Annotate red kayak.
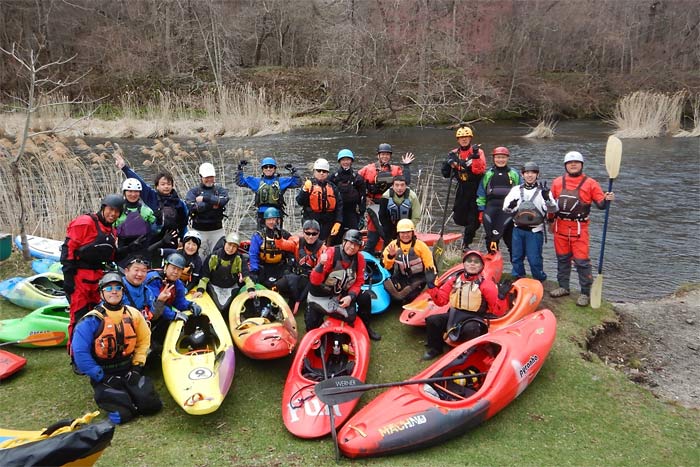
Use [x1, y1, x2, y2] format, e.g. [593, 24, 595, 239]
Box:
[337, 309, 557, 458]
[361, 231, 462, 253]
[282, 317, 371, 438]
[400, 251, 504, 327]
[0, 349, 27, 380]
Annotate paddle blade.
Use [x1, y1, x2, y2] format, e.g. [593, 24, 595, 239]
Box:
[432, 237, 446, 272]
[590, 274, 603, 309]
[605, 136, 622, 179]
[0, 331, 66, 348]
[315, 375, 367, 406]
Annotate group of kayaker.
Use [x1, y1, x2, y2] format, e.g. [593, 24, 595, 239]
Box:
[58, 126, 613, 424]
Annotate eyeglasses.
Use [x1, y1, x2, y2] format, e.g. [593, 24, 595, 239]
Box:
[102, 285, 123, 292]
[262, 165, 275, 169]
[315, 169, 329, 173]
[304, 231, 319, 236]
[463, 257, 482, 265]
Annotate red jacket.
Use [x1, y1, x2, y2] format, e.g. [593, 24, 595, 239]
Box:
[428, 271, 508, 317]
[309, 246, 365, 298]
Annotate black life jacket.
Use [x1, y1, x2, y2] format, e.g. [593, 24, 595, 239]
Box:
[309, 246, 358, 297]
[513, 186, 545, 228]
[556, 175, 591, 221]
[63, 214, 117, 269]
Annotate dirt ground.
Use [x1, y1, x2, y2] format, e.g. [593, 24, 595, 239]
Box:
[588, 287, 700, 408]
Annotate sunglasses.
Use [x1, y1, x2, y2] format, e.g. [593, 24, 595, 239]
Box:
[315, 169, 329, 173]
[127, 258, 149, 266]
[463, 257, 482, 265]
[102, 285, 123, 292]
[262, 165, 276, 169]
[304, 231, 319, 236]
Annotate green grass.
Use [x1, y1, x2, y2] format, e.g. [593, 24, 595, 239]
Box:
[1, 254, 698, 466]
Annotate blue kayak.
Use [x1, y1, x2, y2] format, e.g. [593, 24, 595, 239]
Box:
[361, 251, 391, 315]
[0, 272, 67, 310]
[31, 258, 62, 274]
[14, 235, 62, 261]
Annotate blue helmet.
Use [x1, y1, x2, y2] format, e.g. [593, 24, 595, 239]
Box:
[337, 149, 354, 161]
[263, 207, 281, 219]
[260, 157, 277, 168]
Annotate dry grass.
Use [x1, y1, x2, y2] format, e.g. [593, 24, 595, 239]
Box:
[610, 90, 687, 138]
[523, 118, 557, 138]
[674, 93, 700, 138]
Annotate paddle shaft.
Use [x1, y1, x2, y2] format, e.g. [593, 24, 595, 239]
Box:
[321, 372, 487, 397]
[320, 334, 341, 461]
[0, 331, 65, 347]
[597, 178, 615, 274]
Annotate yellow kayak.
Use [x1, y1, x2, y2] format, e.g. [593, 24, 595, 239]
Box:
[162, 292, 236, 415]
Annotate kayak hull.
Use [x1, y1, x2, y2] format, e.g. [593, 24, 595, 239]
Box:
[338, 309, 557, 458]
[162, 292, 236, 415]
[360, 251, 391, 314]
[0, 272, 67, 310]
[31, 258, 62, 275]
[282, 317, 371, 438]
[229, 289, 297, 360]
[0, 304, 69, 347]
[400, 251, 504, 326]
[0, 349, 26, 380]
[14, 235, 62, 261]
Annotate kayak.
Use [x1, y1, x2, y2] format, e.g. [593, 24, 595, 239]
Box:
[31, 258, 62, 275]
[0, 304, 70, 348]
[0, 411, 115, 466]
[0, 349, 26, 380]
[229, 288, 298, 360]
[399, 251, 504, 327]
[162, 292, 236, 415]
[337, 309, 557, 458]
[13, 235, 62, 261]
[282, 317, 371, 439]
[0, 272, 67, 310]
[360, 251, 391, 314]
[362, 232, 462, 253]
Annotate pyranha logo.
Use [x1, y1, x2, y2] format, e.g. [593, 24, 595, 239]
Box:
[518, 355, 539, 378]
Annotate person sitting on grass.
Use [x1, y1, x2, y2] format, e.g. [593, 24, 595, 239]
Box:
[71, 272, 162, 425]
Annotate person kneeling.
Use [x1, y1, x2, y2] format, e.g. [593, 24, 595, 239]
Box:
[422, 250, 508, 360]
[71, 272, 162, 424]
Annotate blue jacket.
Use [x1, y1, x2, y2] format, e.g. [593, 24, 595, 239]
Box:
[145, 270, 192, 320]
[72, 316, 107, 383]
[121, 278, 156, 315]
[236, 172, 301, 214]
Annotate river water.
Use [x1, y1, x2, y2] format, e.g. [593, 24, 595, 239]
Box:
[115, 121, 700, 302]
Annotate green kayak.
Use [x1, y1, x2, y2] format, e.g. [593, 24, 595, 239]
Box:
[0, 304, 69, 348]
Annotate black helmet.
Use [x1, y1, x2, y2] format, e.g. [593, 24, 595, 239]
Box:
[183, 327, 208, 350]
[100, 194, 124, 214]
[302, 219, 321, 232]
[343, 229, 364, 246]
[522, 161, 540, 173]
[164, 252, 187, 269]
[376, 143, 392, 154]
[99, 271, 123, 290]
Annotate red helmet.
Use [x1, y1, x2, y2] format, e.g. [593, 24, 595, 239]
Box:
[461, 249, 485, 264]
[492, 147, 510, 157]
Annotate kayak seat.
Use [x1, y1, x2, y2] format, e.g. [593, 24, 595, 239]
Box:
[302, 357, 325, 382]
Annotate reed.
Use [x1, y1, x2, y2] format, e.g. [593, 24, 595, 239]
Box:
[673, 93, 700, 138]
[523, 118, 557, 138]
[610, 90, 687, 138]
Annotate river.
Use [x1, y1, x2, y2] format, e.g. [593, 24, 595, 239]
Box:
[115, 121, 700, 302]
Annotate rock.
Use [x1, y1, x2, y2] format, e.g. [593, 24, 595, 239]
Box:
[685, 318, 695, 325]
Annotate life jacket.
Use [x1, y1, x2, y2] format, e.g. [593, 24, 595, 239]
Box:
[190, 185, 226, 227]
[394, 240, 425, 277]
[62, 214, 117, 269]
[453, 145, 481, 183]
[556, 175, 591, 221]
[308, 181, 337, 213]
[155, 193, 182, 230]
[255, 178, 282, 208]
[258, 230, 284, 264]
[332, 169, 362, 205]
[386, 188, 413, 223]
[484, 168, 517, 202]
[207, 250, 245, 287]
[295, 238, 323, 275]
[116, 203, 150, 239]
[364, 163, 401, 197]
[311, 246, 358, 296]
[513, 186, 545, 228]
[83, 305, 138, 365]
[448, 274, 486, 313]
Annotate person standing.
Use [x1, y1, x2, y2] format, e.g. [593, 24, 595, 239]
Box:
[114, 178, 157, 266]
[60, 194, 122, 344]
[185, 162, 230, 258]
[329, 149, 366, 244]
[503, 162, 556, 283]
[549, 151, 615, 307]
[296, 158, 343, 242]
[378, 175, 421, 241]
[358, 143, 414, 253]
[476, 147, 521, 255]
[441, 126, 486, 251]
[236, 157, 301, 228]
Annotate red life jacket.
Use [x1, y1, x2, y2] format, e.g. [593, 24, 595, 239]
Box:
[362, 163, 402, 198]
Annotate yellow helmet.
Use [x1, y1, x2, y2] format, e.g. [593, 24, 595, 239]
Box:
[455, 126, 473, 138]
[396, 219, 415, 233]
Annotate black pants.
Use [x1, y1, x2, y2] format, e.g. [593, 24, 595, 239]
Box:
[424, 311, 488, 352]
[305, 291, 372, 332]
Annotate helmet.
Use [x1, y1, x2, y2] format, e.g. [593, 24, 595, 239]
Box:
[492, 146, 510, 157]
[122, 178, 142, 191]
[182, 230, 202, 246]
[263, 207, 281, 219]
[455, 127, 473, 138]
[302, 219, 321, 232]
[461, 249, 485, 265]
[99, 272, 123, 290]
[564, 151, 584, 164]
[100, 194, 124, 214]
[522, 161, 540, 173]
[337, 149, 354, 161]
[313, 158, 330, 171]
[224, 232, 240, 245]
[343, 229, 364, 246]
[164, 252, 188, 269]
[183, 327, 207, 350]
[260, 157, 277, 168]
[396, 219, 415, 233]
[199, 162, 216, 177]
[376, 143, 392, 154]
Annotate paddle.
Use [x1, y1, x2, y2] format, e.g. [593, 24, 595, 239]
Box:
[590, 135, 622, 309]
[432, 175, 455, 272]
[0, 331, 66, 348]
[319, 335, 341, 461]
[315, 372, 487, 406]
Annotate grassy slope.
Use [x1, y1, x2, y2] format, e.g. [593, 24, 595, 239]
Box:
[0, 255, 698, 466]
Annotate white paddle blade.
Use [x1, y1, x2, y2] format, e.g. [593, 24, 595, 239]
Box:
[605, 136, 622, 179]
[590, 274, 603, 309]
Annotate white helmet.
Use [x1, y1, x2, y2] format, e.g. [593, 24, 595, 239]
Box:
[199, 162, 216, 177]
[313, 158, 330, 171]
[122, 178, 142, 191]
[564, 151, 584, 164]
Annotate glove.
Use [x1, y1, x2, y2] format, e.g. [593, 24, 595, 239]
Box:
[125, 365, 143, 386]
[447, 151, 458, 165]
[129, 234, 147, 251]
[538, 181, 550, 200]
[425, 266, 437, 288]
[303, 179, 312, 192]
[507, 198, 518, 210]
[190, 302, 202, 316]
[108, 411, 122, 424]
[103, 375, 124, 389]
[330, 222, 341, 236]
[237, 160, 248, 171]
[284, 163, 296, 174]
[478, 211, 483, 224]
[174, 310, 188, 322]
[469, 145, 481, 159]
